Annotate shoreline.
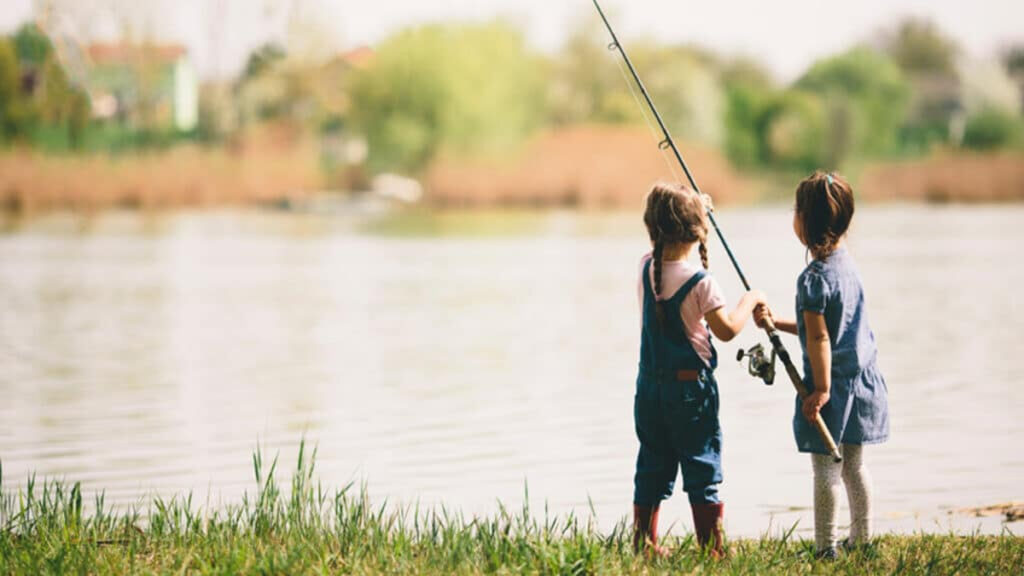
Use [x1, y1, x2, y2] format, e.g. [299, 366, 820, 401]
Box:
[2, 451, 1021, 574]
[2, 143, 1023, 215]
[2, 444, 1024, 573]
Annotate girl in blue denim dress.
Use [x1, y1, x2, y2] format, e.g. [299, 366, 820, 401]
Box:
[755, 171, 890, 558]
[633, 183, 766, 558]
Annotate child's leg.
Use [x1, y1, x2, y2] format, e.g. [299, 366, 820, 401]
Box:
[811, 453, 841, 552]
[840, 444, 873, 545]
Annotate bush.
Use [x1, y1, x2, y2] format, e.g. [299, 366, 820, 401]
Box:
[962, 108, 1023, 150]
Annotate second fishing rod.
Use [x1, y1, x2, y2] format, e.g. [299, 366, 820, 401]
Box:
[592, 0, 842, 462]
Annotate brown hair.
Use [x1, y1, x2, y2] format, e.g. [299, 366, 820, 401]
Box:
[794, 171, 854, 259]
[642, 182, 710, 326]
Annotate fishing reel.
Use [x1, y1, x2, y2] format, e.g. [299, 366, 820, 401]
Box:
[736, 343, 776, 386]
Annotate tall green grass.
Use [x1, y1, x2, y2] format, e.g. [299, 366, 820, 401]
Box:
[1, 442, 1021, 574]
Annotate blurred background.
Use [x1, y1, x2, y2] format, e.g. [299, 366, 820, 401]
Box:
[1, 0, 1022, 538]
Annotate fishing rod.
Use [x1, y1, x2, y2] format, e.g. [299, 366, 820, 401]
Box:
[592, 0, 842, 462]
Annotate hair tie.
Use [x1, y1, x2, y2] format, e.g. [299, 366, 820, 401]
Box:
[826, 173, 834, 186]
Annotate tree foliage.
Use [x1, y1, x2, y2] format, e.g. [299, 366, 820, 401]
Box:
[962, 108, 1022, 151]
[797, 47, 910, 163]
[0, 39, 28, 142]
[349, 22, 546, 174]
[548, 17, 723, 145]
[883, 19, 959, 77]
[242, 43, 286, 81]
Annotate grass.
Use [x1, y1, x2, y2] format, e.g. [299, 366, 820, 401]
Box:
[1, 443, 1021, 575]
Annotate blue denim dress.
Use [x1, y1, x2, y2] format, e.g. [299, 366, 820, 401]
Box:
[794, 246, 890, 454]
[634, 260, 723, 505]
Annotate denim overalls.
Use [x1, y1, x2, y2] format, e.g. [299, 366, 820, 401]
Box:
[633, 260, 723, 506]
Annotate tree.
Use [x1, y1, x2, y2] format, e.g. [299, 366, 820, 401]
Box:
[796, 47, 910, 164]
[1000, 45, 1024, 115]
[0, 39, 28, 142]
[1005, 45, 1024, 77]
[242, 43, 286, 81]
[13, 23, 52, 68]
[66, 87, 90, 149]
[721, 58, 777, 167]
[962, 108, 1022, 151]
[546, 15, 640, 126]
[760, 90, 827, 172]
[882, 19, 958, 77]
[548, 15, 723, 145]
[349, 22, 546, 174]
[881, 18, 961, 152]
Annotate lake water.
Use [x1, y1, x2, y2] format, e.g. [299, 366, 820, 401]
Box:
[1, 205, 1022, 539]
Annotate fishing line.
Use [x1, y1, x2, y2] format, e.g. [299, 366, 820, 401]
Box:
[611, 50, 683, 183]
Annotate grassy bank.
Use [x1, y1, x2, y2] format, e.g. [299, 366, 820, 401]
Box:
[1, 446, 1021, 575]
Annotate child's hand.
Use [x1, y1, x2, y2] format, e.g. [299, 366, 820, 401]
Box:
[699, 192, 715, 213]
[802, 390, 831, 423]
[753, 304, 772, 329]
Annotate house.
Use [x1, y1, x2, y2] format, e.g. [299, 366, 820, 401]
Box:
[85, 42, 198, 132]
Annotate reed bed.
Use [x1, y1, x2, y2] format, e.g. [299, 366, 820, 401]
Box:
[1, 443, 1021, 575]
[0, 125, 322, 215]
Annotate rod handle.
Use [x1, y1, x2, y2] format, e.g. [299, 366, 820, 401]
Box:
[761, 317, 843, 462]
[814, 414, 843, 463]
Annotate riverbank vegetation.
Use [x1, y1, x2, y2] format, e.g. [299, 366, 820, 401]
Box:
[2, 12, 1024, 211]
[2, 445, 1021, 575]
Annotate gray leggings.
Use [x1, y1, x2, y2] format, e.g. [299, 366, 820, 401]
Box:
[812, 444, 872, 551]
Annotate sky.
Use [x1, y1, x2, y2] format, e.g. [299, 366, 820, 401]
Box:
[2, 0, 1023, 81]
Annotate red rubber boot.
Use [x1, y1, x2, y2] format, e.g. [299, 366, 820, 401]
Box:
[690, 501, 725, 558]
[633, 504, 670, 558]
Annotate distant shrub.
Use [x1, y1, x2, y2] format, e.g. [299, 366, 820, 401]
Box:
[962, 108, 1022, 151]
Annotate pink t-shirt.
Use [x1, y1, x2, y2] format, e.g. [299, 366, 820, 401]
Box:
[637, 253, 726, 366]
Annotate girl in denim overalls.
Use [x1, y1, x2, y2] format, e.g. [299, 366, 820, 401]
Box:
[633, 183, 766, 557]
[755, 172, 890, 559]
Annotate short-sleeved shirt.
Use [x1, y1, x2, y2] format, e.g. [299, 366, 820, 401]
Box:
[794, 246, 890, 453]
[638, 253, 726, 366]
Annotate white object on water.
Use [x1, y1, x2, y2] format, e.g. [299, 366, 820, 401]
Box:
[372, 174, 423, 203]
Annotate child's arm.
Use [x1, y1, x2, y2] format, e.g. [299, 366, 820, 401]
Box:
[801, 310, 831, 422]
[753, 304, 798, 335]
[704, 290, 766, 342]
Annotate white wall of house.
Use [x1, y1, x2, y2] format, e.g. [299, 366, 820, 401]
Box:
[174, 57, 199, 132]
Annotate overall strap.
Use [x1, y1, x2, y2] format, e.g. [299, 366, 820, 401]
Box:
[669, 268, 707, 303]
[645, 259, 707, 303]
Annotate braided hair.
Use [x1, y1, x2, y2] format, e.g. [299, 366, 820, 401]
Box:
[642, 182, 711, 327]
[794, 171, 854, 260]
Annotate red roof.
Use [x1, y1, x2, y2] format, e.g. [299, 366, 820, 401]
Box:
[87, 43, 187, 64]
[340, 46, 374, 69]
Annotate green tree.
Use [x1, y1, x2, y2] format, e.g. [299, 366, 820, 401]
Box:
[66, 87, 90, 149]
[548, 16, 723, 145]
[13, 23, 52, 68]
[962, 108, 1022, 151]
[883, 18, 958, 77]
[242, 43, 286, 81]
[1004, 45, 1024, 77]
[796, 47, 910, 165]
[721, 58, 777, 166]
[761, 90, 827, 171]
[882, 18, 961, 152]
[0, 39, 28, 143]
[349, 22, 546, 174]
